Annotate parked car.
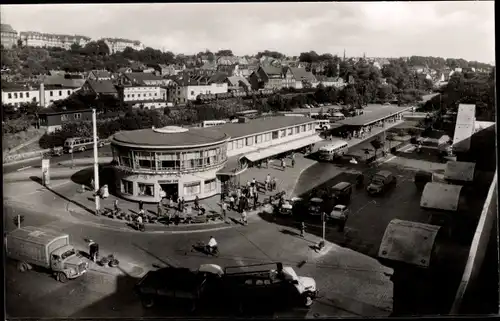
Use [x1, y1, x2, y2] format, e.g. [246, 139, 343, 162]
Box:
[367, 170, 397, 195]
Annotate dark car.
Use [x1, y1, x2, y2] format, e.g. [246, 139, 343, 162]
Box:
[331, 182, 353, 204]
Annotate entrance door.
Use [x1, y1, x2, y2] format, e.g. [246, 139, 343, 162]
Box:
[159, 183, 178, 199]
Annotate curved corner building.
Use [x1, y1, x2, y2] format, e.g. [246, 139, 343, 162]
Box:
[110, 116, 322, 203]
[111, 126, 230, 202]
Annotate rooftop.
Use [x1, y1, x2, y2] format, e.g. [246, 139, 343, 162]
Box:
[112, 126, 229, 148]
[337, 106, 412, 126]
[85, 79, 118, 94]
[213, 116, 316, 139]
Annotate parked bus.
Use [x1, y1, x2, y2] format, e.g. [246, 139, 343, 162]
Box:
[316, 119, 331, 131]
[64, 137, 104, 153]
[201, 120, 227, 128]
[318, 140, 349, 161]
[235, 110, 259, 118]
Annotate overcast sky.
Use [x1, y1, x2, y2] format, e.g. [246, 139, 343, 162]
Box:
[1, 2, 495, 63]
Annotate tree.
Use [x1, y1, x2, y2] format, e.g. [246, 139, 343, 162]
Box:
[70, 43, 82, 53]
[215, 49, 233, 56]
[299, 51, 319, 63]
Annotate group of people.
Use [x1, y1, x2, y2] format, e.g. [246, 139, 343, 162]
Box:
[264, 174, 278, 192]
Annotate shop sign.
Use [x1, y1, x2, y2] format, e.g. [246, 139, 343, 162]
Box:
[160, 179, 179, 184]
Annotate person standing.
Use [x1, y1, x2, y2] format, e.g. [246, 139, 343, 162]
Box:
[169, 196, 174, 208]
[241, 210, 248, 225]
[229, 195, 235, 210]
[139, 200, 144, 212]
[291, 154, 296, 168]
[253, 192, 258, 210]
[271, 177, 277, 191]
[300, 222, 305, 237]
[88, 239, 99, 262]
[281, 158, 286, 171]
[114, 199, 119, 214]
[252, 178, 256, 187]
[157, 202, 163, 217]
[265, 174, 271, 191]
[194, 195, 200, 210]
[221, 201, 227, 221]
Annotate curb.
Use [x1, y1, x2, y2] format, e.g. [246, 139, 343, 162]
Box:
[3, 155, 43, 166]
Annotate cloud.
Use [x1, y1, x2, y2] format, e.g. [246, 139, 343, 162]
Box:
[0, 2, 495, 63]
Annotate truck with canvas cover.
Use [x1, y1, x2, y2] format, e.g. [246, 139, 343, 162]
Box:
[5, 226, 88, 283]
[217, 262, 318, 313]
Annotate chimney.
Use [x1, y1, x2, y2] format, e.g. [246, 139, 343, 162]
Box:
[39, 83, 45, 107]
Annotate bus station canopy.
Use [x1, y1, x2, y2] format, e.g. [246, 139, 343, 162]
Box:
[337, 106, 411, 127]
[244, 135, 323, 163]
[420, 182, 463, 211]
[378, 219, 441, 268]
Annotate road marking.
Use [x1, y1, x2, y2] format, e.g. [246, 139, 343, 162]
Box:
[353, 200, 377, 215]
[16, 166, 32, 172]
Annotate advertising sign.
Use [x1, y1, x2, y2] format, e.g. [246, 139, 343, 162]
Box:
[41, 159, 50, 186]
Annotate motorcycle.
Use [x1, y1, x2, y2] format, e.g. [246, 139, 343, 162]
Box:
[191, 241, 219, 256]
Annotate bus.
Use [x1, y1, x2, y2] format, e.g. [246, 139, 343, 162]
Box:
[64, 137, 104, 153]
[316, 120, 331, 131]
[318, 140, 349, 161]
[235, 109, 259, 118]
[201, 120, 227, 128]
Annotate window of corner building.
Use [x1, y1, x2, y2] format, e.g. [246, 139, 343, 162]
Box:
[138, 182, 154, 197]
[20, 92, 23, 98]
[59, 91, 62, 96]
[74, 113, 81, 120]
[191, 91, 195, 96]
[50, 91, 53, 97]
[14, 93, 17, 98]
[61, 115, 68, 121]
[127, 94, 130, 98]
[122, 180, 133, 195]
[26, 92, 30, 98]
[138, 94, 141, 97]
[132, 94, 135, 98]
[294, 126, 299, 134]
[8, 93, 12, 99]
[301, 125, 306, 132]
[255, 134, 262, 144]
[204, 179, 217, 193]
[280, 129, 286, 138]
[265, 133, 272, 141]
[287, 128, 293, 135]
[272, 131, 279, 140]
[246, 137, 253, 146]
[135, 151, 154, 169]
[184, 182, 201, 196]
[308, 123, 313, 131]
[67, 90, 71, 95]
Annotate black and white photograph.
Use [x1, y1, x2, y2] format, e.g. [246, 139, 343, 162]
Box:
[2, 1, 497, 318]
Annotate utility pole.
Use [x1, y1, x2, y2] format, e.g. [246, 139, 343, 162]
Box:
[92, 109, 100, 215]
[71, 148, 74, 169]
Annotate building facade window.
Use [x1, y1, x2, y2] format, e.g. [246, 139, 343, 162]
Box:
[61, 115, 68, 121]
[14, 93, 18, 98]
[184, 182, 201, 196]
[308, 123, 313, 131]
[280, 129, 286, 138]
[272, 131, 279, 140]
[8, 93, 12, 99]
[20, 93, 23, 98]
[301, 125, 306, 132]
[246, 137, 253, 146]
[50, 91, 53, 97]
[204, 179, 217, 193]
[135, 151, 154, 169]
[26, 92, 30, 98]
[67, 90, 71, 95]
[138, 182, 154, 197]
[74, 113, 81, 120]
[157, 152, 180, 170]
[227, 141, 233, 151]
[294, 126, 299, 134]
[59, 91, 62, 96]
[287, 127, 293, 135]
[264, 133, 271, 142]
[122, 180, 133, 195]
[256, 134, 263, 144]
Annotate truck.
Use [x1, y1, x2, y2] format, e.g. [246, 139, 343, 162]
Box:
[135, 262, 317, 315]
[217, 262, 318, 313]
[5, 226, 88, 283]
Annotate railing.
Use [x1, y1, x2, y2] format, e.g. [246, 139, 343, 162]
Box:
[113, 159, 228, 175]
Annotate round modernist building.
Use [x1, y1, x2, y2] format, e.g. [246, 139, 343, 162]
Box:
[110, 126, 230, 203]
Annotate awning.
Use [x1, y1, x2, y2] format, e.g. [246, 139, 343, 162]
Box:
[217, 156, 247, 176]
[244, 135, 323, 163]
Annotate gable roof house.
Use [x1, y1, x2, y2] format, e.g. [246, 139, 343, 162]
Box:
[88, 70, 112, 81]
[118, 67, 132, 74]
[119, 72, 170, 86]
[225, 76, 251, 91]
[284, 67, 317, 89]
[217, 64, 242, 77]
[167, 74, 228, 104]
[248, 65, 284, 91]
[315, 75, 346, 88]
[80, 79, 118, 97]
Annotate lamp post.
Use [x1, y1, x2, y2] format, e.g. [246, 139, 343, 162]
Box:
[92, 109, 100, 215]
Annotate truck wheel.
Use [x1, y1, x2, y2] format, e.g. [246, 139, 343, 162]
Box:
[17, 262, 28, 272]
[304, 295, 313, 307]
[141, 296, 155, 309]
[58, 272, 68, 283]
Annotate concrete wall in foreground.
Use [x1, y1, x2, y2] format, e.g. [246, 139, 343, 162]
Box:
[450, 170, 498, 314]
